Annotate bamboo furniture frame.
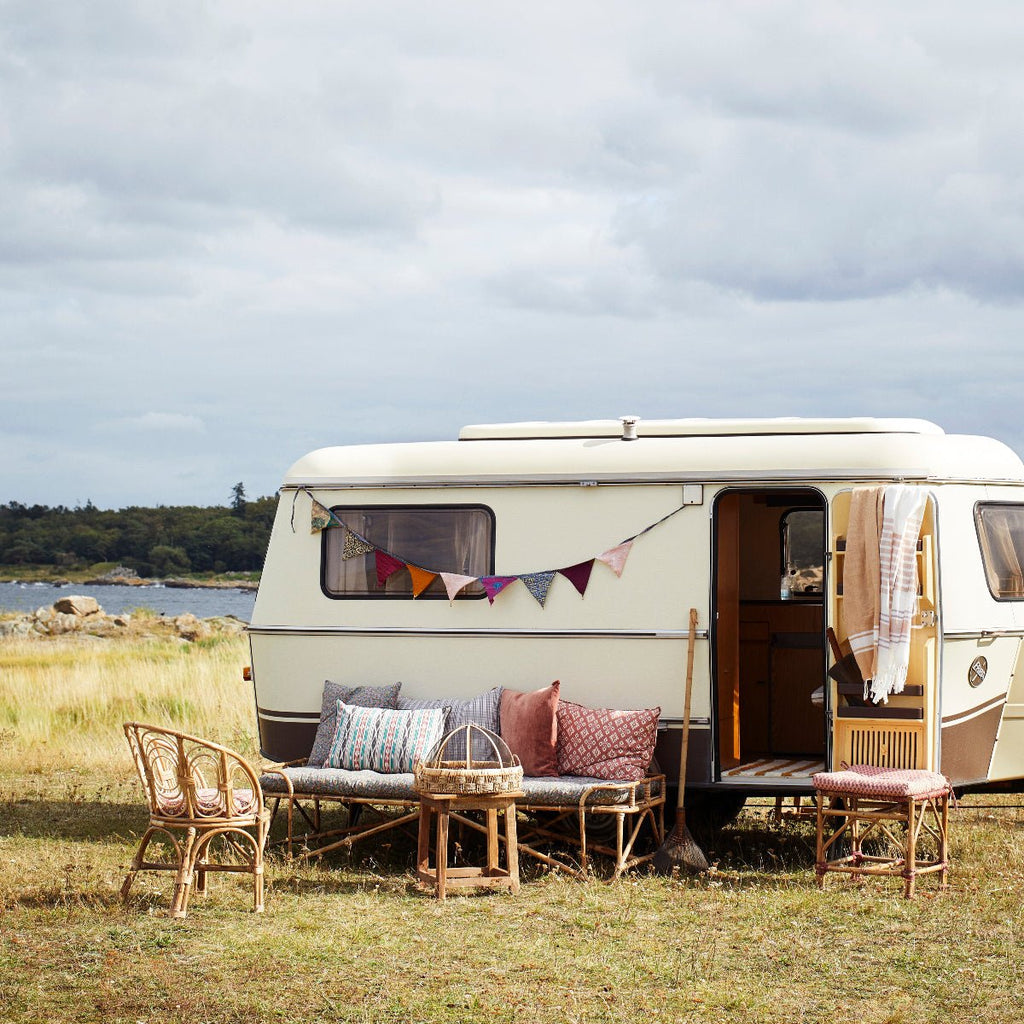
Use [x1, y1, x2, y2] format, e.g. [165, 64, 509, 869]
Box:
[814, 769, 951, 899]
[261, 765, 665, 880]
[122, 722, 270, 918]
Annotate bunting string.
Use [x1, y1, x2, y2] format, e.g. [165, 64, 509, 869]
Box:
[299, 487, 689, 607]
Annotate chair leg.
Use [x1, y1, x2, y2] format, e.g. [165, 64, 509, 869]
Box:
[170, 828, 197, 919]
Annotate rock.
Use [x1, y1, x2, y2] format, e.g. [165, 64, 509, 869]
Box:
[173, 613, 210, 642]
[53, 596, 101, 617]
[49, 612, 81, 634]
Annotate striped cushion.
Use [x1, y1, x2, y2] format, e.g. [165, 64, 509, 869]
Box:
[397, 687, 503, 760]
[813, 765, 951, 800]
[308, 681, 402, 767]
[325, 702, 446, 774]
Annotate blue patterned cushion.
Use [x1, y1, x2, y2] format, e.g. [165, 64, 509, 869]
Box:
[397, 687, 503, 760]
[308, 681, 402, 767]
[325, 702, 446, 774]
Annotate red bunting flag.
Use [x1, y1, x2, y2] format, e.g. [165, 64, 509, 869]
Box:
[375, 550, 406, 587]
[408, 564, 437, 598]
[558, 559, 594, 597]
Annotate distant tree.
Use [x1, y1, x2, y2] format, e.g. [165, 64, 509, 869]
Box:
[148, 545, 192, 576]
[231, 482, 247, 518]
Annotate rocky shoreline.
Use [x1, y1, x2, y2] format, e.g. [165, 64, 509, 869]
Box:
[1, 566, 258, 591]
[0, 594, 247, 642]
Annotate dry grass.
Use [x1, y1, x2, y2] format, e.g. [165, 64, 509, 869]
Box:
[2, 636, 1024, 1023]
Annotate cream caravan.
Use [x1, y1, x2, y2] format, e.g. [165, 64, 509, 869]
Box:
[249, 417, 1024, 814]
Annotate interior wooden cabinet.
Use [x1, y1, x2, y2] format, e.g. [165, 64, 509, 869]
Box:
[716, 490, 827, 772]
[828, 490, 937, 770]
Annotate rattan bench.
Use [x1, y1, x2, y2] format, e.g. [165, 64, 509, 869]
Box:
[260, 763, 665, 879]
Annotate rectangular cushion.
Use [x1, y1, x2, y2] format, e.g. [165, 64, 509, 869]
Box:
[499, 681, 560, 777]
[397, 687, 503, 760]
[556, 702, 660, 782]
[308, 681, 402, 767]
[325, 702, 446, 774]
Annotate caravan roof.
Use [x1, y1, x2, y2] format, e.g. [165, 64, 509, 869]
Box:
[284, 417, 1024, 488]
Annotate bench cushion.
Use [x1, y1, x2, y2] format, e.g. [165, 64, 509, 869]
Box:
[397, 687, 503, 760]
[556, 702, 660, 782]
[308, 681, 403, 767]
[260, 767, 662, 807]
[500, 681, 560, 777]
[325, 703, 446, 774]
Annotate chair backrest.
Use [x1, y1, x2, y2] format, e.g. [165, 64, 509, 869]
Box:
[123, 722, 263, 822]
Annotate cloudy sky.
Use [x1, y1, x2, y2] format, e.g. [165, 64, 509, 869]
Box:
[3, 1, 1024, 507]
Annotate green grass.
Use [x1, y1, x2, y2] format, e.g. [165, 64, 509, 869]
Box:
[1, 637, 1023, 1023]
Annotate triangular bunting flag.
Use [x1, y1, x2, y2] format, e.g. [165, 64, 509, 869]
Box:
[408, 564, 437, 598]
[558, 559, 595, 597]
[480, 575, 518, 604]
[519, 571, 556, 607]
[310, 499, 335, 533]
[441, 573, 477, 603]
[375, 550, 406, 587]
[596, 541, 632, 578]
[342, 530, 375, 560]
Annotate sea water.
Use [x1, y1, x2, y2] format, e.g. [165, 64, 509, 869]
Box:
[0, 581, 257, 622]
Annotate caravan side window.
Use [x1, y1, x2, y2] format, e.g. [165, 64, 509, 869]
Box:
[975, 503, 1024, 600]
[321, 505, 494, 599]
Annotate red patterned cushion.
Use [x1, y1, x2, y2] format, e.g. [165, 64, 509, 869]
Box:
[556, 702, 660, 782]
[813, 765, 951, 800]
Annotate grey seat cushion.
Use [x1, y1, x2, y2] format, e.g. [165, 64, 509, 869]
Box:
[520, 775, 663, 807]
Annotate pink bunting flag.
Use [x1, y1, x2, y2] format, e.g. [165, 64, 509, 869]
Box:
[375, 550, 406, 587]
[596, 541, 632, 578]
[441, 572, 478, 603]
[480, 575, 518, 604]
[408, 565, 437, 598]
[558, 559, 595, 597]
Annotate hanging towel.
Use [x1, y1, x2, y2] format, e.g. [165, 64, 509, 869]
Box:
[872, 485, 927, 704]
[843, 486, 884, 687]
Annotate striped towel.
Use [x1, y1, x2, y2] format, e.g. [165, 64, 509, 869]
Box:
[872, 485, 927, 704]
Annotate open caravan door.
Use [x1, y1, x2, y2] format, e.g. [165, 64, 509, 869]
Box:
[828, 486, 940, 772]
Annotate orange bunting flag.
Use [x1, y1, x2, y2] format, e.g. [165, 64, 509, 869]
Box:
[441, 572, 477, 603]
[408, 564, 437, 598]
[596, 541, 632, 577]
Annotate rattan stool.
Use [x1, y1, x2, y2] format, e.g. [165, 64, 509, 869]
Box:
[416, 791, 522, 899]
[814, 765, 952, 898]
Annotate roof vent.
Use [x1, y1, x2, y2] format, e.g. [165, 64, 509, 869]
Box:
[620, 415, 639, 441]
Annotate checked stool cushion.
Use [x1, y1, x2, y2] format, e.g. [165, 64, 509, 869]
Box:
[813, 764, 952, 801]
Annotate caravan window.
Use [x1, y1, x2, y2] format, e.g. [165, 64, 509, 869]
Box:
[321, 505, 494, 599]
[975, 503, 1024, 600]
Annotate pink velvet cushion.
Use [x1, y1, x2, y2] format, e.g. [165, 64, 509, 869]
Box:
[499, 681, 560, 777]
[556, 702, 661, 782]
[813, 765, 951, 800]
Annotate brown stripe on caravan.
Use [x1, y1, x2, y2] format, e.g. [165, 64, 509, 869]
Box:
[941, 705, 1002, 786]
[941, 693, 1007, 727]
[258, 716, 317, 762]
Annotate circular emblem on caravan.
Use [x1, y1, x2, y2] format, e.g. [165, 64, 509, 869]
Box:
[968, 656, 988, 689]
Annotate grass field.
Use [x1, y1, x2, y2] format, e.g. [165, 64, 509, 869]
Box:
[1, 635, 1023, 1023]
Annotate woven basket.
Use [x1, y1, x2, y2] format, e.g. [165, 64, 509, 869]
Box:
[414, 724, 523, 796]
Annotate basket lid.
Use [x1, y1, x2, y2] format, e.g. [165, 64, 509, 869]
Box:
[425, 724, 518, 771]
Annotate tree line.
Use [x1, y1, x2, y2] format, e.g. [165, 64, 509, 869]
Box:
[0, 484, 277, 576]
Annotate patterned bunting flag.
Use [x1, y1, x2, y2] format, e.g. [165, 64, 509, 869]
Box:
[375, 550, 406, 587]
[310, 499, 336, 533]
[558, 559, 595, 597]
[480, 575, 518, 604]
[342, 530, 375, 560]
[408, 564, 438, 598]
[441, 573, 478, 603]
[596, 541, 632, 578]
[519, 571, 556, 607]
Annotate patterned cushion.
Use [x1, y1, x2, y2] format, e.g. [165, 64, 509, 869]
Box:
[308, 681, 402, 767]
[813, 765, 952, 800]
[556, 702, 661, 782]
[397, 687, 503, 760]
[325, 702, 446, 774]
[520, 774, 664, 806]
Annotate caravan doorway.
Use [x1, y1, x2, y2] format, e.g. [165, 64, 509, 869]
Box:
[713, 489, 827, 787]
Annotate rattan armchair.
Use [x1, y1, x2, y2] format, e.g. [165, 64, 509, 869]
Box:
[121, 722, 270, 918]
